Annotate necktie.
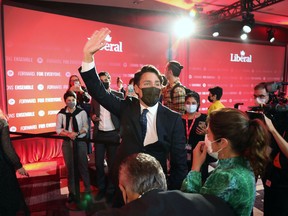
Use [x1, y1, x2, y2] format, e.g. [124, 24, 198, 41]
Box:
[140, 109, 149, 142]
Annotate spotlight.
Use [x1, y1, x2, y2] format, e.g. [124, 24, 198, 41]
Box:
[242, 12, 255, 33]
[240, 32, 248, 40]
[267, 28, 275, 43]
[212, 31, 219, 37]
[212, 25, 219, 37]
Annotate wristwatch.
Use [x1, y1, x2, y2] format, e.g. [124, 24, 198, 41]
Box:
[77, 132, 80, 136]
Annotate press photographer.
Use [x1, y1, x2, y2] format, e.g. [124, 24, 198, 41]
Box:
[251, 81, 288, 216]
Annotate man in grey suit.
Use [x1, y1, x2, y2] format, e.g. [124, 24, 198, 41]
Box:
[93, 153, 235, 216]
[90, 71, 124, 203]
[79, 28, 187, 206]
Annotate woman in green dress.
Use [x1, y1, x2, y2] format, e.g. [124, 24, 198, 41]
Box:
[181, 108, 270, 216]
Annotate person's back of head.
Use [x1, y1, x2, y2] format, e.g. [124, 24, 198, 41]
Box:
[167, 60, 183, 77]
[208, 108, 270, 177]
[118, 153, 167, 204]
[208, 86, 223, 100]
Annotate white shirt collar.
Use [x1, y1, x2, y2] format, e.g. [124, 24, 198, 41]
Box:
[140, 103, 158, 115]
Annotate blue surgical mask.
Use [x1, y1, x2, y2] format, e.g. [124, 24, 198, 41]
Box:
[185, 104, 197, 113]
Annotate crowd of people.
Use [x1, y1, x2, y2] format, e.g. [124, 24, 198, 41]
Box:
[2, 27, 288, 216]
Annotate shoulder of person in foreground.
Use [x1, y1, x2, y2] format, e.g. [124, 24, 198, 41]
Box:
[93, 191, 236, 216]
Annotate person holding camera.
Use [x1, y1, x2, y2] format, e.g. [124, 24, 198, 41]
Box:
[253, 82, 288, 216]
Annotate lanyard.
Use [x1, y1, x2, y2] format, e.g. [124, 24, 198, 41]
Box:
[185, 115, 196, 143]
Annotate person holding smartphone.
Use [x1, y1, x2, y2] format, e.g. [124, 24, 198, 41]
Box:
[181, 91, 215, 181]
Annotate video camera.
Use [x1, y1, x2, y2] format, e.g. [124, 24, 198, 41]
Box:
[249, 81, 288, 113]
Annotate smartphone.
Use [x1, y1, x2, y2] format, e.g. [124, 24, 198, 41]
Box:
[198, 121, 206, 129]
[128, 84, 134, 93]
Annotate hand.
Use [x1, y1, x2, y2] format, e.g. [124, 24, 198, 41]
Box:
[70, 85, 84, 93]
[264, 115, 276, 133]
[83, 28, 111, 62]
[67, 131, 78, 140]
[92, 114, 101, 122]
[17, 167, 29, 177]
[191, 141, 207, 171]
[196, 126, 207, 135]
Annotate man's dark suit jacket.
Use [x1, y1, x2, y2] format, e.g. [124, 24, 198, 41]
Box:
[80, 68, 187, 189]
[94, 190, 236, 216]
[90, 89, 124, 136]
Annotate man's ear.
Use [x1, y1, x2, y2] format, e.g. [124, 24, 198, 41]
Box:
[119, 183, 127, 204]
[134, 84, 140, 94]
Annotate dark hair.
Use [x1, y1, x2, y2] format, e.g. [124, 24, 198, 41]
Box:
[209, 86, 223, 100]
[119, 153, 167, 195]
[185, 91, 200, 111]
[128, 78, 135, 85]
[254, 82, 268, 91]
[167, 60, 183, 77]
[98, 71, 111, 80]
[208, 108, 270, 177]
[64, 90, 76, 101]
[134, 65, 162, 86]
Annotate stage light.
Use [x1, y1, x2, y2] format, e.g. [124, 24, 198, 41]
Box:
[173, 17, 196, 38]
[240, 32, 248, 40]
[212, 31, 219, 37]
[242, 12, 255, 33]
[212, 25, 219, 37]
[267, 28, 275, 43]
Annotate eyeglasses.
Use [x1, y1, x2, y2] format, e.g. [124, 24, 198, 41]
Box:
[253, 94, 268, 99]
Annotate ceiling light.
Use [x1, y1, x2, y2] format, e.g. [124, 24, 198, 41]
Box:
[212, 25, 219, 37]
[240, 32, 248, 40]
[242, 12, 255, 34]
[267, 28, 275, 43]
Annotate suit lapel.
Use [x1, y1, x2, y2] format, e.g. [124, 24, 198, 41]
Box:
[130, 99, 143, 145]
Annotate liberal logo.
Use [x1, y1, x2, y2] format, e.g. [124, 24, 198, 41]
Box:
[230, 50, 252, 63]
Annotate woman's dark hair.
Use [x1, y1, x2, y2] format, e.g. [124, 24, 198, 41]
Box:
[208, 108, 270, 177]
[185, 91, 200, 111]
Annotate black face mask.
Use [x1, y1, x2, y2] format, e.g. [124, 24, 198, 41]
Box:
[208, 96, 213, 103]
[141, 87, 161, 107]
[102, 82, 110, 90]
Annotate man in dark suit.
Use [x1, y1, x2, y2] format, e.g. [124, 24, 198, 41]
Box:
[90, 71, 124, 203]
[93, 153, 235, 216]
[79, 28, 187, 196]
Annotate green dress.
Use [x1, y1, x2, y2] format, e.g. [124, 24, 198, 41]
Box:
[181, 157, 255, 216]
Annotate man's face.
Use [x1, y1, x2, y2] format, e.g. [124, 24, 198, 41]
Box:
[134, 72, 161, 99]
[100, 75, 111, 88]
[254, 88, 269, 105]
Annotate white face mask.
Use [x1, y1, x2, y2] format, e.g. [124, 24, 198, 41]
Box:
[255, 97, 266, 105]
[204, 135, 222, 159]
[185, 104, 197, 113]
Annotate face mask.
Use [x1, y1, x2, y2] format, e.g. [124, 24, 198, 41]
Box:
[66, 101, 76, 109]
[208, 96, 213, 103]
[255, 97, 266, 105]
[102, 82, 110, 90]
[204, 135, 222, 159]
[140, 87, 161, 107]
[185, 104, 197, 113]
